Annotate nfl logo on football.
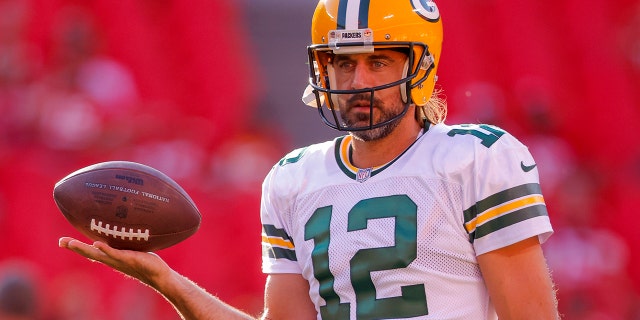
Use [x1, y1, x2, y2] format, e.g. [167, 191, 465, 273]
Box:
[356, 168, 372, 183]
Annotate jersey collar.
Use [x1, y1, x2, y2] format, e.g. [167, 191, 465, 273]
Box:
[334, 125, 429, 182]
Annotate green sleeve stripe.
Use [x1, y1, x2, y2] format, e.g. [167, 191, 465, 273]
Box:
[263, 246, 298, 262]
[262, 224, 294, 243]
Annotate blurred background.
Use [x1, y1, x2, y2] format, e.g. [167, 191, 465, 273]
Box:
[0, 0, 638, 319]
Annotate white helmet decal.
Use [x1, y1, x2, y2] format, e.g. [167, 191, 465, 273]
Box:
[412, 0, 440, 22]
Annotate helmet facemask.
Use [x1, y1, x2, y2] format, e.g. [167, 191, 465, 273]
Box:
[305, 42, 435, 132]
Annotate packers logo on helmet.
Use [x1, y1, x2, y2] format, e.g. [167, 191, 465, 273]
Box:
[412, 0, 440, 21]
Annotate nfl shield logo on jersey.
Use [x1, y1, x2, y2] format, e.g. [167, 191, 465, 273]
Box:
[356, 168, 372, 183]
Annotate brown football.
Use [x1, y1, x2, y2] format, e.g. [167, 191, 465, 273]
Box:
[53, 161, 201, 251]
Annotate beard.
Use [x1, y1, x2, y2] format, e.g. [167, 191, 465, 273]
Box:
[339, 93, 404, 141]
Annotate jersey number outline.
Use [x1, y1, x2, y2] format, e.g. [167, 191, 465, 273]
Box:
[304, 195, 428, 319]
[447, 124, 506, 148]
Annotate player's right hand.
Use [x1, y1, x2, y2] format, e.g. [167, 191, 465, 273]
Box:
[59, 237, 171, 288]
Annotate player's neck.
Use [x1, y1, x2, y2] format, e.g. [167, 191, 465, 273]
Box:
[349, 119, 422, 169]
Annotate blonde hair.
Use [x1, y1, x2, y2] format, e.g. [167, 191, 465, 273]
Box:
[416, 86, 447, 126]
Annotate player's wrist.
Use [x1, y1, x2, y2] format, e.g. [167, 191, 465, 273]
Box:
[142, 261, 180, 293]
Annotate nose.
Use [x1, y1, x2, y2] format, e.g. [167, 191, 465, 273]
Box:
[350, 63, 373, 90]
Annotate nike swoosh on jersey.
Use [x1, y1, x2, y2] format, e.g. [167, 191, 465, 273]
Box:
[520, 161, 537, 172]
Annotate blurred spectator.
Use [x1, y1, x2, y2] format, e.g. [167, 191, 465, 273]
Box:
[47, 4, 138, 114]
[110, 115, 215, 186]
[206, 128, 287, 193]
[605, 151, 640, 298]
[0, 260, 41, 320]
[24, 4, 139, 153]
[47, 271, 107, 320]
[0, 0, 42, 151]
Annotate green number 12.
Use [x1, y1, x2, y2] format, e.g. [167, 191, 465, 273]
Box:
[305, 195, 428, 319]
[447, 124, 506, 148]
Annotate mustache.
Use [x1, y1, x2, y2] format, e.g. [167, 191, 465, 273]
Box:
[345, 93, 383, 110]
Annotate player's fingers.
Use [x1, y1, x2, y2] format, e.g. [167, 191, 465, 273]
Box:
[92, 241, 159, 270]
[61, 237, 111, 262]
[59, 237, 92, 251]
[92, 241, 166, 285]
[58, 236, 76, 248]
[92, 240, 132, 261]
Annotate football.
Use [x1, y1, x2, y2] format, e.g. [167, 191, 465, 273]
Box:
[53, 161, 201, 251]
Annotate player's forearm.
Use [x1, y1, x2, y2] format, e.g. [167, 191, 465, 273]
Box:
[478, 238, 559, 320]
[152, 269, 257, 320]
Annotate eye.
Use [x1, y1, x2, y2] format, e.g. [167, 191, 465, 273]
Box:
[371, 60, 386, 69]
[336, 60, 355, 71]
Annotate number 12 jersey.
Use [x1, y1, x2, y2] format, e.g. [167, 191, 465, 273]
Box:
[261, 123, 553, 320]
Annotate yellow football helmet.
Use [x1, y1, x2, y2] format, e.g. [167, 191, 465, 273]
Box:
[304, 0, 443, 131]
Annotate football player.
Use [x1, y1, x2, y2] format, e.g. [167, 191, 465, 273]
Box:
[60, 0, 559, 319]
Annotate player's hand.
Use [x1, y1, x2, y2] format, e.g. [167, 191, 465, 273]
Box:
[58, 237, 170, 288]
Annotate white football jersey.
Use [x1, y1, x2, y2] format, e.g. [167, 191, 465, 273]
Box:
[261, 123, 553, 320]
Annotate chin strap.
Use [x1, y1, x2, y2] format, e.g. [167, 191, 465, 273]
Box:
[415, 104, 428, 128]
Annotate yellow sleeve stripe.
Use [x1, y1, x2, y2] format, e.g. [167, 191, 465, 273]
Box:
[261, 235, 295, 249]
[465, 195, 545, 233]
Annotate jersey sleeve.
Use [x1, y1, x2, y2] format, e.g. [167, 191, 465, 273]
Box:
[454, 124, 554, 255]
[260, 149, 305, 274]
